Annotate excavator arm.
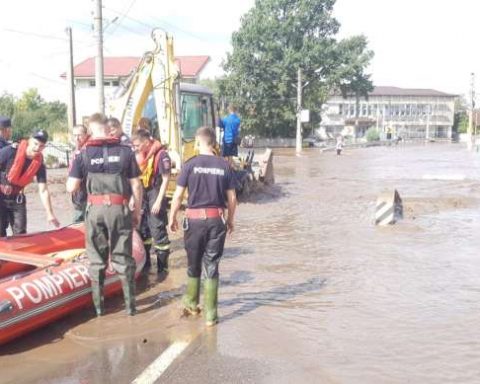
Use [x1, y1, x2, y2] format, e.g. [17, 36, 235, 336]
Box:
[107, 29, 182, 167]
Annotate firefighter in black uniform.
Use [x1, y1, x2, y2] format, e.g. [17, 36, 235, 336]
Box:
[169, 127, 237, 326]
[70, 124, 89, 223]
[132, 129, 171, 273]
[0, 116, 12, 233]
[0, 130, 59, 236]
[0, 116, 12, 149]
[66, 113, 142, 316]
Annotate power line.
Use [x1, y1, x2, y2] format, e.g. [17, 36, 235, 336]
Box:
[66, 19, 92, 30]
[113, 23, 146, 37]
[103, 6, 155, 31]
[28, 72, 65, 85]
[2, 28, 66, 41]
[105, 0, 138, 39]
[103, 6, 215, 44]
[0, 59, 65, 85]
[148, 16, 207, 42]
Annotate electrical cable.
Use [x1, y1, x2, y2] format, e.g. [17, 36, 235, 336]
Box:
[104, 0, 139, 40]
[2, 28, 66, 41]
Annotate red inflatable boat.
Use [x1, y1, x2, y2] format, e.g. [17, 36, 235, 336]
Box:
[0, 224, 145, 345]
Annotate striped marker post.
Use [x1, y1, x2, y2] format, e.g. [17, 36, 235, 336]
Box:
[375, 190, 403, 226]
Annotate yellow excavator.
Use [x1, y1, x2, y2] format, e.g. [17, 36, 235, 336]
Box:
[107, 29, 274, 197]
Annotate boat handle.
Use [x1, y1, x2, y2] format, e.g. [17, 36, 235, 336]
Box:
[0, 300, 13, 314]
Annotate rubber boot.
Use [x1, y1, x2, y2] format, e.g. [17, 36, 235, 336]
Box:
[204, 278, 219, 326]
[182, 277, 201, 316]
[121, 278, 137, 316]
[91, 282, 105, 317]
[156, 250, 170, 274]
[143, 244, 152, 271]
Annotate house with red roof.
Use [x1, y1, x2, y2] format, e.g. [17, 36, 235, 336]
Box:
[67, 55, 210, 121]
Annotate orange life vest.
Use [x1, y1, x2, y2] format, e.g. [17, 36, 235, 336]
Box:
[85, 137, 120, 147]
[137, 140, 164, 188]
[7, 140, 43, 188]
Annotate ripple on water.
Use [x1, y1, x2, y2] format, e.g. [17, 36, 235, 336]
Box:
[231, 144, 480, 383]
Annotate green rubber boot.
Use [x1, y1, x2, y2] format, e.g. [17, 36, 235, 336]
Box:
[91, 282, 105, 317]
[204, 278, 219, 326]
[182, 277, 201, 316]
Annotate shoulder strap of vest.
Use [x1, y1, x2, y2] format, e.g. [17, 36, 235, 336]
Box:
[119, 146, 130, 177]
[153, 148, 166, 175]
[81, 149, 88, 176]
[102, 145, 109, 172]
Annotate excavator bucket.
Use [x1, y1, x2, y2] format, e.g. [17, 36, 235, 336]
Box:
[257, 148, 274, 185]
[233, 148, 274, 198]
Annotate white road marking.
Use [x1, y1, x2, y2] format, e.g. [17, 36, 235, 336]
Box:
[132, 340, 190, 384]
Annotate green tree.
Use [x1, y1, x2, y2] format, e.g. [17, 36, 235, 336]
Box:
[223, 0, 373, 137]
[453, 96, 469, 135]
[335, 36, 374, 137]
[0, 88, 67, 141]
[16, 88, 44, 111]
[199, 77, 229, 114]
[0, 92, 16, 117]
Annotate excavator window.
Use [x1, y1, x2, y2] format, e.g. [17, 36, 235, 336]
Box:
[142, 90, 214, 142]
[142, 93, 160, 137]
[180, 93, 213, 140]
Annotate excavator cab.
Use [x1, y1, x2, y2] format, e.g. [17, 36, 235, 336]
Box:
[139, 82, 217, 196]
[142, 83, 215, 158]
[177, 83, 216, 161]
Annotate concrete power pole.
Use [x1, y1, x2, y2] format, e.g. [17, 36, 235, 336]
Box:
[296, 67, 302, 154]
[66, 27, 76, 130]
[425, 104, 430, 140]
[94, 0, 105, 113]
[467, 72, 475, 151]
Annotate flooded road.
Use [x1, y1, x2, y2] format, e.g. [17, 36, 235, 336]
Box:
[2, 143, 480, 383]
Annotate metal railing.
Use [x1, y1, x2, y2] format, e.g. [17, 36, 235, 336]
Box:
[43, 142, 72, 169]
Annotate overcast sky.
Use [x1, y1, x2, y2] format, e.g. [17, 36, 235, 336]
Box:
[0, 0, 478, 102]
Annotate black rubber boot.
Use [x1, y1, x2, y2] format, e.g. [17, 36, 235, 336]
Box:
[143, 244, 152, 270]
[91, 282, 105, 317]
[156, 250, 170, 274]
[121, 278, 137, 316]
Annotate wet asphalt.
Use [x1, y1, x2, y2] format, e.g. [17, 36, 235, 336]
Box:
[2, 143, 480, 383]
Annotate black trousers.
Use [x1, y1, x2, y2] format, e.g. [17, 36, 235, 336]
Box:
[0, 196, 27, 237]
[139, 186, 170, 254]
[184, 217, 227, 279]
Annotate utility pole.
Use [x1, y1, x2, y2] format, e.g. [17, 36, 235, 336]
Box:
[425, 104, 430, 140]
[66, 27, 76, 130]
[467, 72, 475, 151]
[94, 0, 105, 113]
[296, 67, 302, 154]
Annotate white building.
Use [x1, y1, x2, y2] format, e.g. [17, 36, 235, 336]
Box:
[64, 56, 211, 123]
[321, 86, 457, 140]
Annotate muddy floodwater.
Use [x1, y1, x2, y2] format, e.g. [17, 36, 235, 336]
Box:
[2, 143, 480, 383]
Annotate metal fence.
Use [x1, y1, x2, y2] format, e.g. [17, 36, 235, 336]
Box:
[42, 142, 72, 168]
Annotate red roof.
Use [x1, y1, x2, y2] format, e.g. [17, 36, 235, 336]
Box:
[70, 55, 210, 79]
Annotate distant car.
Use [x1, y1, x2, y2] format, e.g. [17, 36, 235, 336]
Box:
[303, 135, 324, 148]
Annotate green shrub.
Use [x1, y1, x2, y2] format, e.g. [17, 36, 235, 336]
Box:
[365, 127, 380, 142]
[45, 154, 59, 168]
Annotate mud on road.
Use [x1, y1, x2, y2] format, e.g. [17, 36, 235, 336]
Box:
[2, 143, 480, 384]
